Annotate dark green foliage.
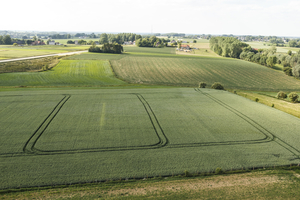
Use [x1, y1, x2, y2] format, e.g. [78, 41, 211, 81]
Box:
[199, 82, 207, 88]
[255, 98, 259, 102]
[272, 104, 275, 107]
[276, 91, 287, 99]
[215, 168, 223, 174]
[266, 56, 277, 67]
[136, 36, 166, 48]
[288, 92, 299, 103]
[184, 170, 191, 177]
[283, 67, 292, 76]
[292, 64, 300, 78]
[67, 40, 75, 44]
[287, 50, 292, 56]
[210, 37, 248, 58]
[211, 82, 224, 90]
[89, 43, 123, 54]
[3, 35, 12, 45]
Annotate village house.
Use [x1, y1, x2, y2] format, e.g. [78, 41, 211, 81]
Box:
[31, 41, 45, 45]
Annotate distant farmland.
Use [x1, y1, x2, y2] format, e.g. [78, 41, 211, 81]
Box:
[65, 47, 300, 91]
[1, 88, 300, 189]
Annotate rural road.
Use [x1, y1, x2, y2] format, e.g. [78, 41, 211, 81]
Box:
[0, 50, 88, 63]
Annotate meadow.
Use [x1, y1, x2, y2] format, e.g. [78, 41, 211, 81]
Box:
[0, 60, 125, 86]
[246, 42, 300, 53]
[1, 88, 300, 190]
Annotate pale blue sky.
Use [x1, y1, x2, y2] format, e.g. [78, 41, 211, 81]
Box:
[2, 0, 300, 37]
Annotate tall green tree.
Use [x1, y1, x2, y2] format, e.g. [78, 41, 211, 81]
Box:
[3, 35, 12, 45]
[99, 33, 109, 44]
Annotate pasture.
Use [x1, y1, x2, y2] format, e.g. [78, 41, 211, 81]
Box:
[1, 88, 300, 190]
[0, 60, 125, 86]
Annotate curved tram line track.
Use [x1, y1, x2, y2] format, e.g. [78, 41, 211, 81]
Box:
[22, 94, 168, 156]
[192, 88, 300, 159]
[1, 89, 299, 159]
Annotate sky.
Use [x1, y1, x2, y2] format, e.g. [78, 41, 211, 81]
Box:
[2, 0, 300, 37]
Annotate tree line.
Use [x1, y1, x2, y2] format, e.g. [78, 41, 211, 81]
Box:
[136, 36, 168, 48]
[210, 37, 249, 58]
[88, 42, 123, 54]
[210, 36, 300, 79]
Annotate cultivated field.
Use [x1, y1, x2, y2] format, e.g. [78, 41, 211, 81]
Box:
[0, 60, 125, 86]
[0, 45, 88, 59]
[246, 42, 300, 53]
[109, 54, 300, 90]
[1, 88, 300, 189]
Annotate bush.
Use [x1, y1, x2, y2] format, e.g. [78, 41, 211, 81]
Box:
[288, 92, 299, 103]
[215, 167, 223, 174]
[276, 91, 287, 99]
[255, 98, 259, 102]
[184, 170, 191, 177]
[199, 82, 207, 88]
[283, 67, 293, 76]
[211, 82, 224, 90]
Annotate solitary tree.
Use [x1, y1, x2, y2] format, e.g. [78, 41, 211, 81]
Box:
[276, 91, 287, 99]
[287, 50, 292, 56]
[199, 82, 207, 88]
[288, 92, 299, 103]
[211, 82, 224, 90]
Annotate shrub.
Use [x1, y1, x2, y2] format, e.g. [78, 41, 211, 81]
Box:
[184, 170, 191, 177]
[255, 98, 259, 102]
[272, 104, 274, 107]
[276, 91, 287, 99]
[283, 67, 293, 76]
[215, 167, 223, 174]
[199, 82, 207, 88]
[211, 82, 224, 90]
[288, 92, 299, 103]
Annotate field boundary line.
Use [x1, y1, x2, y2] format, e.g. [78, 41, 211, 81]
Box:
[22, 95, 71, 154]
[166, 89, 275, 149]
[136, 94, 169, 147]
[30, 93, 167, 155]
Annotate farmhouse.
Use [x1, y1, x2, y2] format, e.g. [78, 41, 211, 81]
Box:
[31, 41, 45, 45]
[49, 41, 60, 45]
[181, 44, 190, 50]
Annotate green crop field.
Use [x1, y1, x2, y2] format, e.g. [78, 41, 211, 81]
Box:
[0, 45, 87, 59]
[109, 54, 300, 90]
[1, 88, 300, 190]
[0, 60, 126, 86]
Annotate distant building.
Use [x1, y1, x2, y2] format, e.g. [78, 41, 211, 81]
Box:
[75, 40, 78, 45]
[49, 40, 59, 45]
[31, 41, 45, 45]
[180, 45, 190, 50]
[49, 40, 55, 45]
